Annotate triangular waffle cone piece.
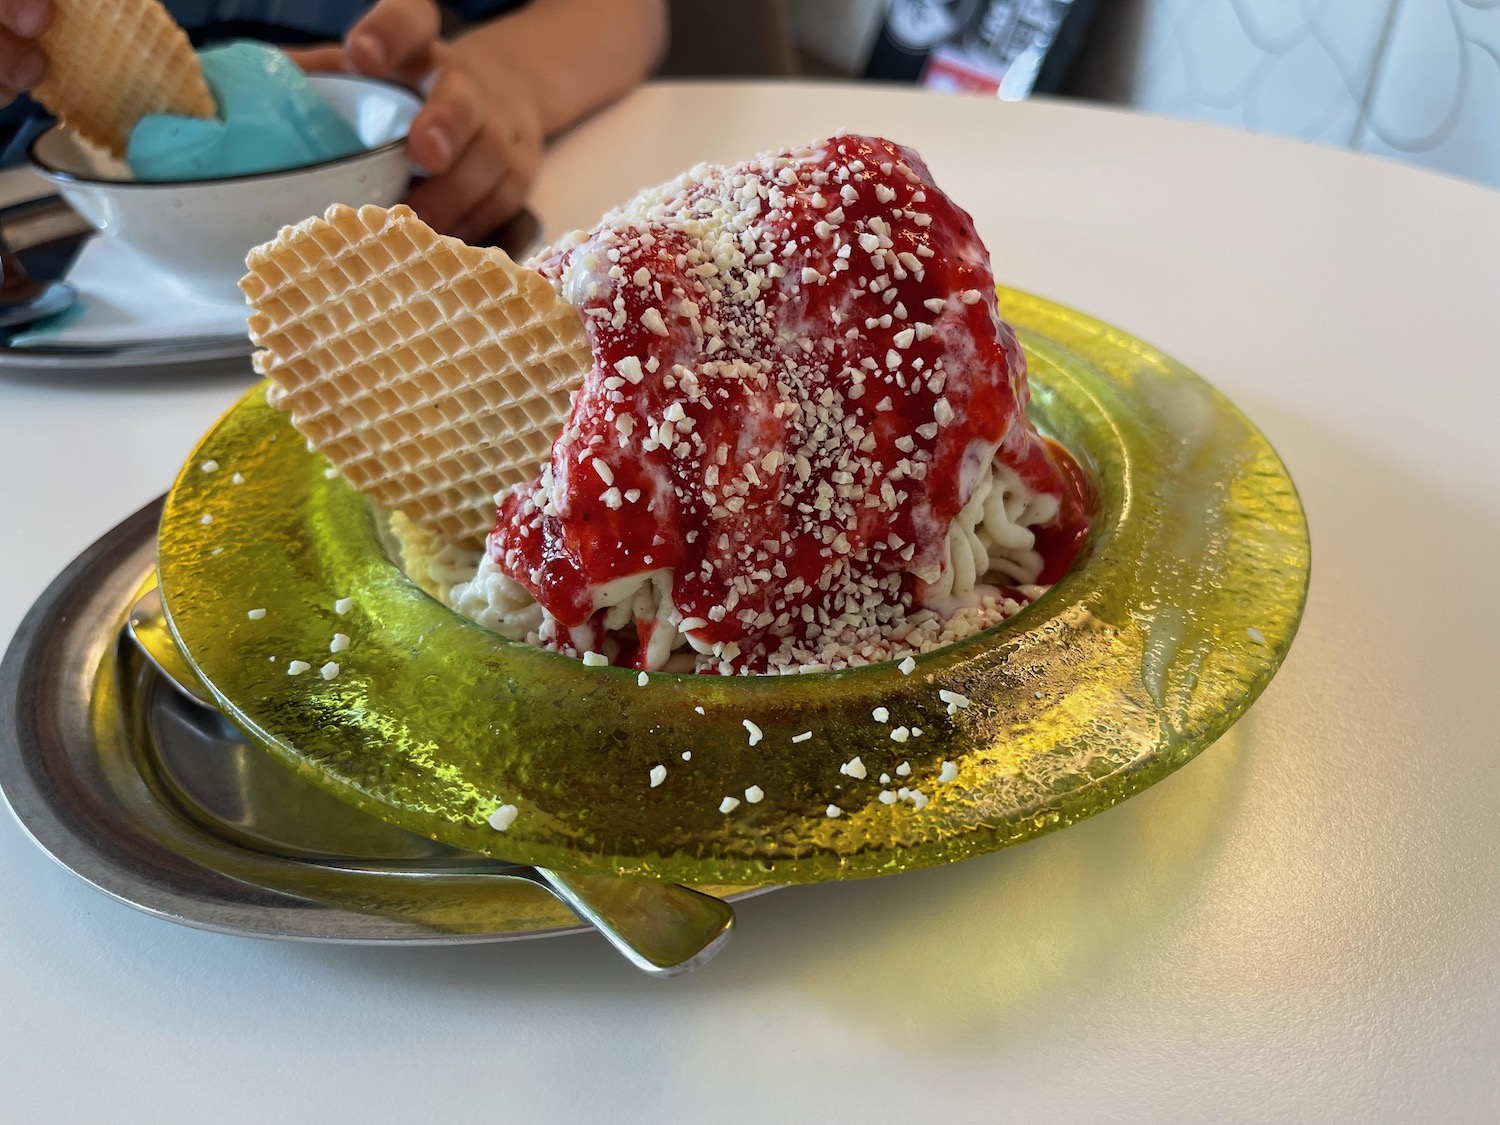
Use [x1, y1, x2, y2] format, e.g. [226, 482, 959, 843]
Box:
[34, 0, 216, 158]
[241, 203, 593, 551]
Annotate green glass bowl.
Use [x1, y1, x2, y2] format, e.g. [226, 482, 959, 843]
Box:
[157, 288, 1309, 886]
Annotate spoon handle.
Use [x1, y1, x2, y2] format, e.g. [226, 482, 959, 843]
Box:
[536, 867, 734, 977]
[125, 580, 737, 975]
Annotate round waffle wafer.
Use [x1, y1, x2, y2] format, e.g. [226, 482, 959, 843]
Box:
[241, 203, 593, 551]
[34, 0, 216, 158]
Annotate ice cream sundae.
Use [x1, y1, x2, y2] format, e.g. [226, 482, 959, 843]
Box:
[446, 134, 1088, 672]
[242, 133, 1089, 676]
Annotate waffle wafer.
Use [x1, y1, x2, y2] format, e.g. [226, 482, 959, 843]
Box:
[34, 0, 216, 158]
[241, 203, 593, 551]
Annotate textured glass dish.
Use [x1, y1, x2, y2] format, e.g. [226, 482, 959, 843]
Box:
[157, 289, 1310, 886]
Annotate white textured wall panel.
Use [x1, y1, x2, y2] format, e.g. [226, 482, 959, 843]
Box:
[1076, 0, 1500, 190]
[1358, 0, 1500, 187]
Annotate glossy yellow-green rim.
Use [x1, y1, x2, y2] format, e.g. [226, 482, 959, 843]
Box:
[157, 288, 1310, 885]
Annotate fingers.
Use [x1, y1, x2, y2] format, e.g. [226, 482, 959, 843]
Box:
[405, 127, 529, 240]
[345, 0, 440, 80]
[0, 0, 51, 38]
[405, 135, 498, 235]
[450, 172, 528, 245]
[283, 44, 350, 74]
[405, 62, 483, 175]
[0, 25, 46, 105]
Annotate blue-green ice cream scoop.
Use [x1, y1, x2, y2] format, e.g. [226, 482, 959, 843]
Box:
[127, 41, 366, 181]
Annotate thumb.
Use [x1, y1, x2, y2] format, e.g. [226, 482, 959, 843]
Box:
[283, 45, 350, 74]
[344, 0, 441, 81]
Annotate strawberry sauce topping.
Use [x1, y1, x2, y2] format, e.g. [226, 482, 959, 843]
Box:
[490, 135, 1086, 672]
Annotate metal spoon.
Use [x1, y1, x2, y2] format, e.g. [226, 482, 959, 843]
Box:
[124, 585, 735, 976]
[0, 244, 76, 330]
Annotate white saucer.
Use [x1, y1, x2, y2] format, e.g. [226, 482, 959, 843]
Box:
[0, 234, 253, 371]
[0, 207, 542, 375]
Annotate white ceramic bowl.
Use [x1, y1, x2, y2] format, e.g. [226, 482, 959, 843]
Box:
[28, 74, 421, 300]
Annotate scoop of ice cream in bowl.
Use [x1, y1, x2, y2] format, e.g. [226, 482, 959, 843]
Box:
[28, 41, 420, 301]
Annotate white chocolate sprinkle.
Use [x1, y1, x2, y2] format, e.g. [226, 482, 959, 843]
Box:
[649, 765, 667, 787]
[744, 785, 764, 804]
[330, 633, 350, 653]
[247, 608, 266, 620]
[581, 650, 608, 667]
[334, 598, 353, 615]
[719, 796, 741, 814]
[320, 662, 340, 680]
[287, 661, 311, 676]
[640, 307, 669, 336]
[614, 355, 645, 384]
[487, 804, 518, 831]
[743, 719, 763, 745]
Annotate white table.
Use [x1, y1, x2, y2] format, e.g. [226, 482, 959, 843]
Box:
[2, 81, 1497, 1124]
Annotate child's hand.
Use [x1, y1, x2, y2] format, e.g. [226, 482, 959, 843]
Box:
[291, 0, 541, 242]
[0, 0, 52, 108]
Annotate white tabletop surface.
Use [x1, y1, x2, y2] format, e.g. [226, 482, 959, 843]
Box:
[2, 81, 1498, 1124]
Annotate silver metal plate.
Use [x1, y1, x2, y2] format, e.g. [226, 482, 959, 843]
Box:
[0, 499, 765, 943]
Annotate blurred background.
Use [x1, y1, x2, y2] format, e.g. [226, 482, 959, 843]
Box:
[661, 0, 1500, 192]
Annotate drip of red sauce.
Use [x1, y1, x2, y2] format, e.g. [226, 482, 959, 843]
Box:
[490, 135, 1089, 671]
[1028, 437, 1092, 587]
